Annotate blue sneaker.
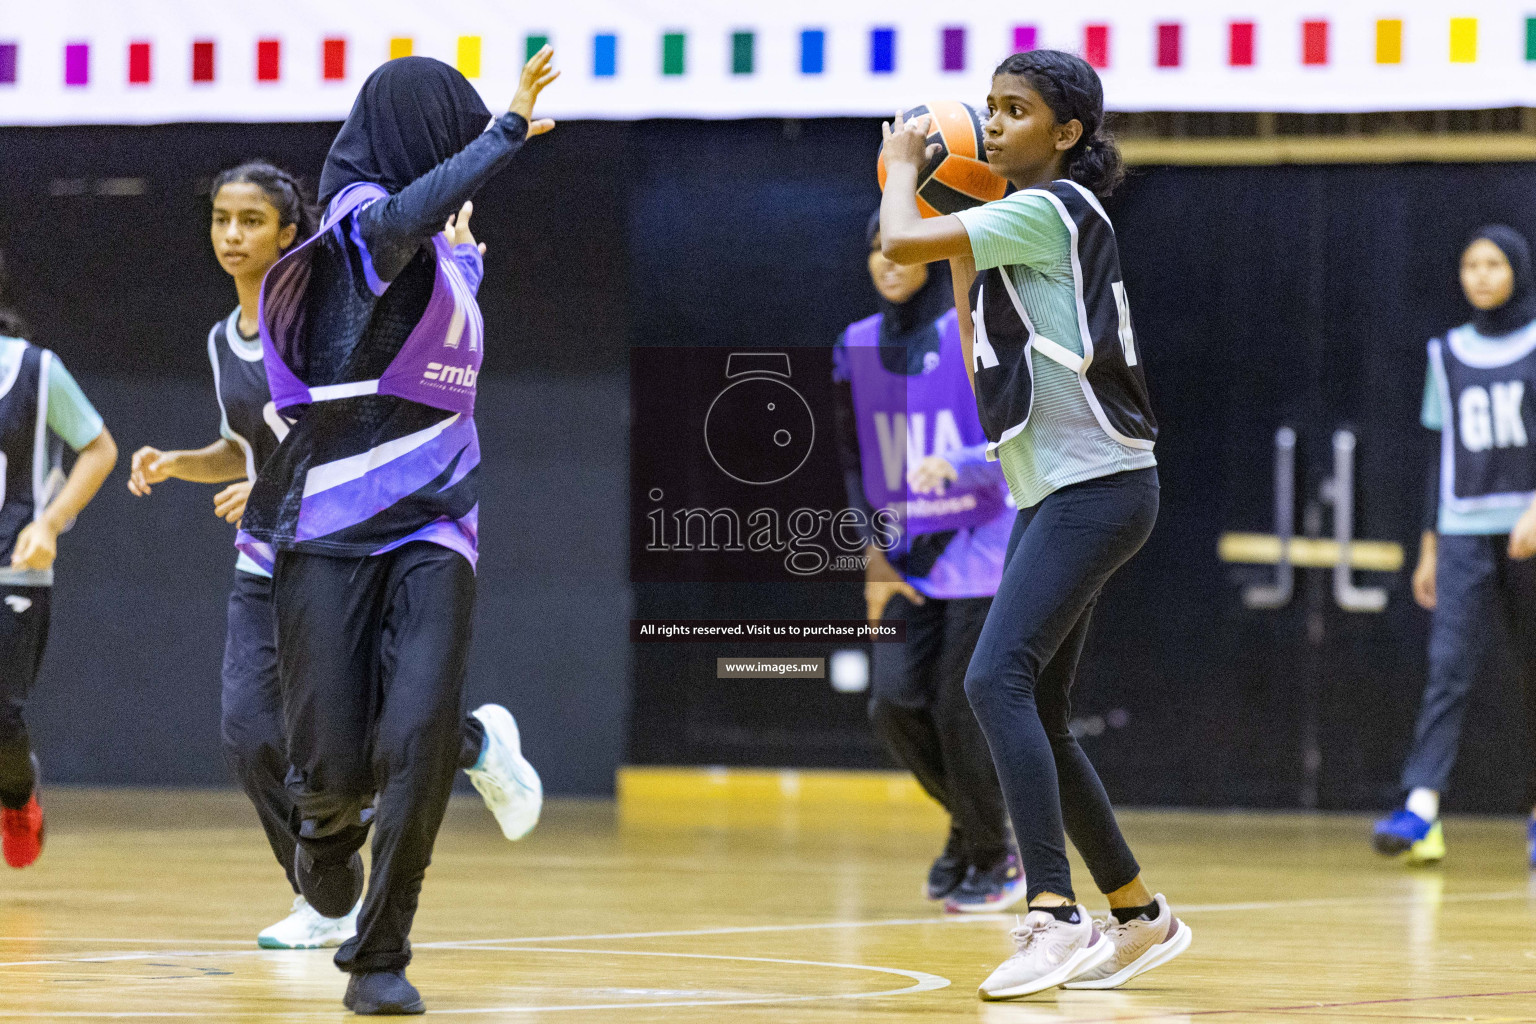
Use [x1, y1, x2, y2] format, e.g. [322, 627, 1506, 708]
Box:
[944, 851, 1026, 914]
[1373, 809, 1444, 863]
[1527, 820, 1535, 871]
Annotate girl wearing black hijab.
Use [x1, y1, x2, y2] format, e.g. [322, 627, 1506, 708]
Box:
[832, 213, 1019, 912]
[239, 49, 556, 1015]
[1374, 225, 1536, 870]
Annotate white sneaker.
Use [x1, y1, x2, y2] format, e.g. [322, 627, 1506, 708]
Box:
[977, 909, 1116, 1000]
[466, 704, 543, 840]
[1063, 894, 1192, 989]
[257, 895, 360, 949]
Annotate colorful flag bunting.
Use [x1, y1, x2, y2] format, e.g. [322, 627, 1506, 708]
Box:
[1376, 20, 1403, 64]
[1085, 24, 1109, 69]
[1229, 21, 1255, 66]
[323, 38, 346, 81]
[192, 40, 215, 82]
[1302, 20, 1328, 65]
[871, 27, 895, 74]
[594, 33, 616, 77]
[129, 41, 151, 84]
[800, 29, 824, 74]
[256, 39, 280, 82]
[732, 31, 753, 75]
[64, 42, 88, 86]
[1158, 23, 1181, 68]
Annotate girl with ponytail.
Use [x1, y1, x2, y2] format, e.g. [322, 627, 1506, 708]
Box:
[127, 161, 532, 955]
[879, 49, 1188, 998]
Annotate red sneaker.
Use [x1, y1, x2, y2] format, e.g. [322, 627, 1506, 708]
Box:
[2, 790, 44, 868]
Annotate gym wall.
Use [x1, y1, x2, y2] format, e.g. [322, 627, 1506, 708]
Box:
[2, 118, 1532, 809]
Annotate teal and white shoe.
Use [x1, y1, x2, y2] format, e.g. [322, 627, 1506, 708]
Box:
[257, 895, 359, 949]
[466, 704, 543, 840]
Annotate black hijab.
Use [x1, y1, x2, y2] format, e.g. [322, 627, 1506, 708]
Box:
[865, 211, 953, 370]
[319, 57, 492, 206]
[1465, 224, 1536, 337]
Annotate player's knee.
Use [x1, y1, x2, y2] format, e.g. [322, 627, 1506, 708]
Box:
[963, 660, 1004, 716]
[220, 714, 283, 773]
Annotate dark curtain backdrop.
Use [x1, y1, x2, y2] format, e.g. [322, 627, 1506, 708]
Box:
[2, 116, 1532, 809]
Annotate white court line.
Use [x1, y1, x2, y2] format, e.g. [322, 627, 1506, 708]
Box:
[2, 886, 1529, 969]
[423, 887, 1533, 948]
[419, 914, 1007, 948]
[0, 947, 949, 1018]
[0, 937, 251, 945]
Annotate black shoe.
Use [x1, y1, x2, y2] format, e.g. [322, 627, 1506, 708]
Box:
[943, 850, 1026, 914]
[344, 970, 425, 1015]
[925, 828, 967, 901]
[295, 846, 364, 919]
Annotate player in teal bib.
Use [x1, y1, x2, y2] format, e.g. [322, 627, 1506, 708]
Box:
[1374, 226, 1536, 869]
[0, 250, 119, 871]
[879, 48, 1188, 999]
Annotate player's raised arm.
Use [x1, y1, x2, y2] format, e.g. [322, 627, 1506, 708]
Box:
[878, 112, 974, 266]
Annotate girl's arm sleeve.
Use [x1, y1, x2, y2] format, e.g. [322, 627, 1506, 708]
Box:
[952, 192, 1070, 272]
[357, 113, 530, 282]
[44, 356, 105, 452]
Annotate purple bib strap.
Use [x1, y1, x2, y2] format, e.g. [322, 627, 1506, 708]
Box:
[257, 181, 484, 416]
[846, 309, 1007, 535]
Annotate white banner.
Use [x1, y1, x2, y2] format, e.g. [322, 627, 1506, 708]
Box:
[2, 1, 1535, 125]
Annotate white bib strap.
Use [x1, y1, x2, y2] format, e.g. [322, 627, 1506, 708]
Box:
[1030, 335, 1085, 373]
[996, 266, 1085, 373]
[308, 379, 380, 402]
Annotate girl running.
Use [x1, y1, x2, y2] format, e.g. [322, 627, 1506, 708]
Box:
[834, 212, 1019, 912]
[127, 163, 540, 950]
[878, 49, 1190, 998]
[0, 249, 118, 869]
[237, 49, 557, 1015]
[1373, 225, 1536, 868]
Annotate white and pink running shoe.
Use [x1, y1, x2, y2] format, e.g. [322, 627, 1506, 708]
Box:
[978, 909, 1116, 1000]
[1063, 893, 1192, 989]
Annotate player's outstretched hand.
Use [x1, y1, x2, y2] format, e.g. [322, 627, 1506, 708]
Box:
[128, 446, 172, 496]
[214, 480, 252, 525]
[510, 45, 559, 138]
[881, 110, 940, 171]
[442, 201, 487, 255]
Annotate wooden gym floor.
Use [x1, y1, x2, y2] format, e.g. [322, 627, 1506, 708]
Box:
[3, 788, 1536, 1021]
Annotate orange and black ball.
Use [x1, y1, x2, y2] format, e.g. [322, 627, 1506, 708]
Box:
[877, 100, 1008, 217]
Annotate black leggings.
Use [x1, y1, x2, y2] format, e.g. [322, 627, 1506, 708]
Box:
[0, 585, 50, 810]
[274, 542, 476, 974]
[221, 569, 483, 895]
[869, 593, 1008, 866]
[964, 468, 1157, 903]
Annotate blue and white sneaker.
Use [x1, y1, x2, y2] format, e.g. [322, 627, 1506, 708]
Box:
[257, 896, 359, 949]
[465, 704, 542, 841]
[1373, 809, 1444, 864]
[1526, 819, 1535, 871]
